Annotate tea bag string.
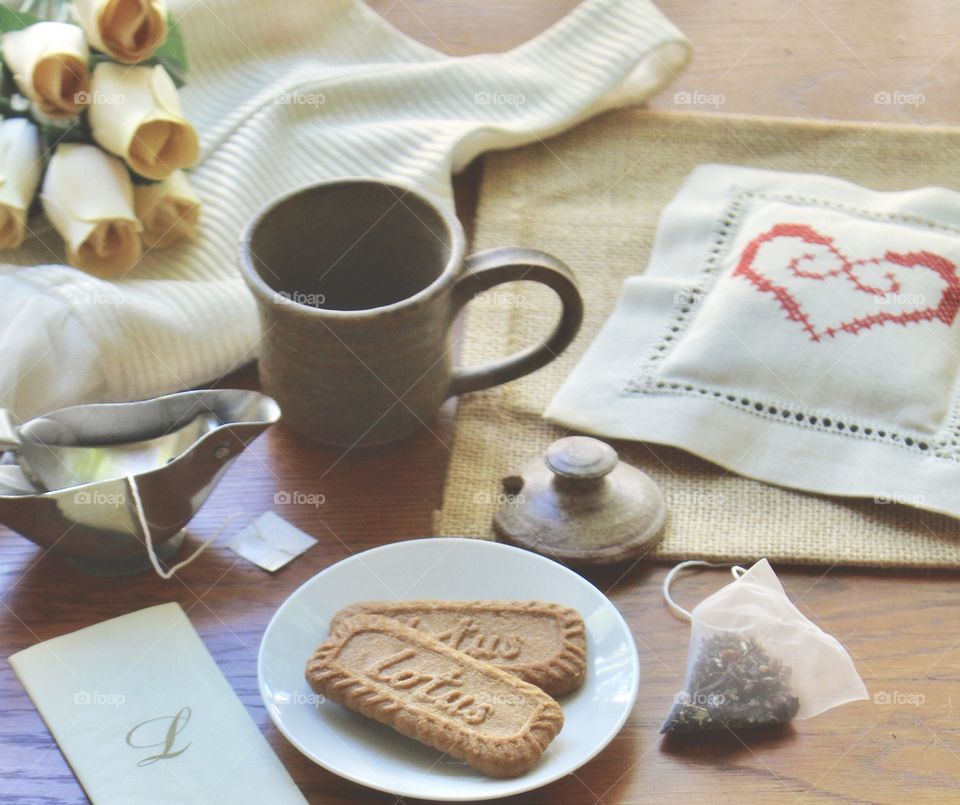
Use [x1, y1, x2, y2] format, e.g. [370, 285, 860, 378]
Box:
[126, 475, 262, 579]
[662, 560, 746, 621]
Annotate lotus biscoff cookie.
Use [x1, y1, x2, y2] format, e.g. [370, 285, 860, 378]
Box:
[306, 614, 564, 778]
[329, 600, 587, 696]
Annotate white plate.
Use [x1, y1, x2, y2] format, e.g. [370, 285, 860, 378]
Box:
[258, 538, 639, 801]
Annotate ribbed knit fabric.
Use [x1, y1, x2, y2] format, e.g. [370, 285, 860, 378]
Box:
[0, 0, 689, 419]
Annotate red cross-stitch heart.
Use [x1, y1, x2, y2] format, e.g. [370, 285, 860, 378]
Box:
[733, 223, 960, 341]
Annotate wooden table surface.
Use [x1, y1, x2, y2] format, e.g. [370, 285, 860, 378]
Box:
[3, 2, 960, 803]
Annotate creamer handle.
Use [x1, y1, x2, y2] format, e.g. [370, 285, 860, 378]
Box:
[0, 409, 20, 453]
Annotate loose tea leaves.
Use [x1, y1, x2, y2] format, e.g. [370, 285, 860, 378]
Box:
[661, 631, 800, 733]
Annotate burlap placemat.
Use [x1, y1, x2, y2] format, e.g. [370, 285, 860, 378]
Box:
[434, 109, 960, 568]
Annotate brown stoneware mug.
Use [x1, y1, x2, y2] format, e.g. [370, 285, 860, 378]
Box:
[239, 179, 583, 446]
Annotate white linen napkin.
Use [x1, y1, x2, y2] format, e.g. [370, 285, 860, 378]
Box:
[548, 164, 960, 519]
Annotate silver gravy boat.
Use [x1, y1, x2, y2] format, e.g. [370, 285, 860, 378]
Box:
[0, 389, 280, 575]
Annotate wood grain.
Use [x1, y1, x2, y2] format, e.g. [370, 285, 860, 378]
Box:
[3, 2, 960, 803]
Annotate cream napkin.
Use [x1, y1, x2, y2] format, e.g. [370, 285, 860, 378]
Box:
[9, 603, 305, 803]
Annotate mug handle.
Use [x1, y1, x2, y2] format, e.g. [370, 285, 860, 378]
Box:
[448, 247, 584, 396]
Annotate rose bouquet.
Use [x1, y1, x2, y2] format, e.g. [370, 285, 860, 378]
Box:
[0, 0, 200, 275]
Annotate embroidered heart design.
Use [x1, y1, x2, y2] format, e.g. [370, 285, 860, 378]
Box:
[733, 223, 960, 341]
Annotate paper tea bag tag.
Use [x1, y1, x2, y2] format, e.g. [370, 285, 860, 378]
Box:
[226, 510, 316, 572]
[661, 559, 868, 733]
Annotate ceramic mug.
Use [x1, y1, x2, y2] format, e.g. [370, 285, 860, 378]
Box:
[239, 178, 583, 446]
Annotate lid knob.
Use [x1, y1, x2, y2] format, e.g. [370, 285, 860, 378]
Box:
[545, 436, 618, 481]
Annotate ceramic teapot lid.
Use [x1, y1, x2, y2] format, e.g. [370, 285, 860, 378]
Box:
[493, 436, 667, 565]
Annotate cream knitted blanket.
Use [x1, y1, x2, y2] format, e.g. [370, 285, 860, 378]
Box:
[0, 0, 689, 420]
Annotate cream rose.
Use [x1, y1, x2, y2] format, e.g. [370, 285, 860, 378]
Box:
[41, 144, 143, 275]
[74, 0, 167, 64]
[2, 22, 91, 119]
[0, 118, 42, 249]
[88, 62, 199, 181]
[134, 170, 200, 247]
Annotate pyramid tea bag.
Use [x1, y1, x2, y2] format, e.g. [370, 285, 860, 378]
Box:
[661, 559, 867, 734]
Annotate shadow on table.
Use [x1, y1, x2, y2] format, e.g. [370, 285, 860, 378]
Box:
[659, 723, 797, 761]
